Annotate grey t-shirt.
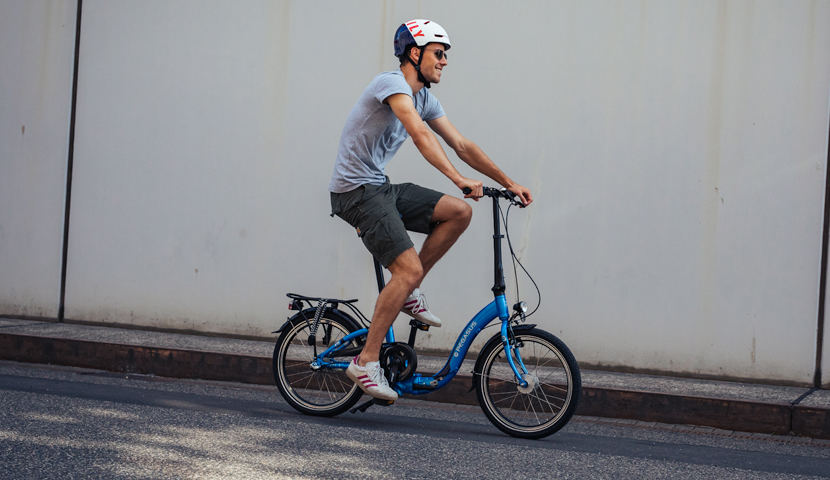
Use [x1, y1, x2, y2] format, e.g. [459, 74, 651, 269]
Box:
[328, 69, 446, 193]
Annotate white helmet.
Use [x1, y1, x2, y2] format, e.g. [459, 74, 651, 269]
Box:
[393, 19, 451, 88]
[394, 19, 452, 56]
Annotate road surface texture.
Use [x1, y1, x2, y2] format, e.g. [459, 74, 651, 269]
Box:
[1, 361, 828, 479]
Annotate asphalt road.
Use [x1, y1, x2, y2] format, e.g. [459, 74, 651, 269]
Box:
[0, 361, 828, 480]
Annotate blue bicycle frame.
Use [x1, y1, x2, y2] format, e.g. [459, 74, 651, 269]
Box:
[311, 187, 531, 393]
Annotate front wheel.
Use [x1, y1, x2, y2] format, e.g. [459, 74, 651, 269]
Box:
[273, 312, 365, 416]
[475, 328, 581, 439]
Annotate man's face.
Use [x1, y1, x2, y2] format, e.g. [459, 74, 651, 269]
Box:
[415, 43, 448, 84]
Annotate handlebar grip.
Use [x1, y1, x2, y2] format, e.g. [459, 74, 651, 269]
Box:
[462, 187, 472, 195]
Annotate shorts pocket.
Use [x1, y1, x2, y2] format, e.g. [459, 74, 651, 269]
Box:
[355, 204, 388, 239]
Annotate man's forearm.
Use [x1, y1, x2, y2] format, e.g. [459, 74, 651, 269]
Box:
[412, 131, 464, 186]
[456, 142, 514, 189]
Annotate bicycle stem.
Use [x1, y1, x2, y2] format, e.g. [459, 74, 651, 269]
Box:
[488, 190, 530, 387]
[491, 193, 506, 297]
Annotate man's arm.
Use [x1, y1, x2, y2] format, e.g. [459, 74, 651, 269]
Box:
[386, 94, 484, 200]
[427, 115, 532, 206]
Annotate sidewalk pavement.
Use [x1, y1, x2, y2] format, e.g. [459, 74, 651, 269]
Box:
[1, 317, 828, 439]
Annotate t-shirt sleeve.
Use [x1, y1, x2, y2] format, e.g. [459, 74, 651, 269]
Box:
[421, 90, 446, 121]
[373, 73, 412, 105]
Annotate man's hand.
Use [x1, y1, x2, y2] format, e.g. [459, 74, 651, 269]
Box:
[456, 178, 483, 201]
[507, 183, 533, 206]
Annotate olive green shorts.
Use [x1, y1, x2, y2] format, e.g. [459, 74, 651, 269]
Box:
[330, 180, 445, 268]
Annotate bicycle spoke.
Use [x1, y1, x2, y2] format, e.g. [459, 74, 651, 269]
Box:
[286, 370, 316, 381]
[480, 374, 518, 386]
[331, 374, 352, 391]
[504, 387, 520, 412]
[528, 395, 540, 424]
[320, 374, 332, 399]
[491, 393, 521, 404]
[531, 388, 561, 412]
[302, 368, 317, 391]
[488, 391, 520, 397]
[538, 381, 569, 394]
[535, 388, 566, 407]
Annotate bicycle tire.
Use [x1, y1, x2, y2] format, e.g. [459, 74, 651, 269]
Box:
[475, 328, 581, 439]
[273, 311, 364, 416]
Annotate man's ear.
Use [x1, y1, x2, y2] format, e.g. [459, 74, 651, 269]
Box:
[409, 46, 420, 65]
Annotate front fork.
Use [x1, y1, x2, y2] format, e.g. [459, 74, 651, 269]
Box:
[501, 320, 530, 388]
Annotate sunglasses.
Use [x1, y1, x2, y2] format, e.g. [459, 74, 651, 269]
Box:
[426, 48, 448, 61]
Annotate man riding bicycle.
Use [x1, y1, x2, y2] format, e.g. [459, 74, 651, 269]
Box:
[329, 19, 533, 401]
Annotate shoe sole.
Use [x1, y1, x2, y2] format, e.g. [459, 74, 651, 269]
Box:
[400, 309, 442, 327]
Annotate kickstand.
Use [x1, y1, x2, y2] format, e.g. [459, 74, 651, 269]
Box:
[349, 397, 395, 414]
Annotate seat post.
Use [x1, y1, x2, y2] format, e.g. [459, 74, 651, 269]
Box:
[373, 258, 386, 293]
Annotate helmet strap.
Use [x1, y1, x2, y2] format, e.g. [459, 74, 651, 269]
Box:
[413, 46, 431, 89]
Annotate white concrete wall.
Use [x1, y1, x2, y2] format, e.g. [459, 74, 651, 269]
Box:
[0, 0, 77, 318]
[4, 0, 830, 384]
[388, 0, 830, 384]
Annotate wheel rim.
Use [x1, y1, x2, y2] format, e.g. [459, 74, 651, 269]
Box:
[481, 335, 574, 433]
[277, 319, 360, 411]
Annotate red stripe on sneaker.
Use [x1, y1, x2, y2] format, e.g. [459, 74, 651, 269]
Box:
[359, 378, 378, 387]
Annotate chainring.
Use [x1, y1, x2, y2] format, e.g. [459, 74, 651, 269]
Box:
[379, 342, 418, 383]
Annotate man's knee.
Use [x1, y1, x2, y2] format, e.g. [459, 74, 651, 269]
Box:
[389, 249, 424, 288]
[449, 199, 472, 229]
[432, 195, 473, 225]
[459, 201, 473, 223]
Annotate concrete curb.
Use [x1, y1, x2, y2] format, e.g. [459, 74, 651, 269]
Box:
[1, 332, 827, 439]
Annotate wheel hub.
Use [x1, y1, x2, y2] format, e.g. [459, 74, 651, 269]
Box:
[517, 373, 539, 394]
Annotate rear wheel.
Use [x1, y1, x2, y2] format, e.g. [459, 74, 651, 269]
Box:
[273, 312, 364, 416]
[475, 328, 581, 439]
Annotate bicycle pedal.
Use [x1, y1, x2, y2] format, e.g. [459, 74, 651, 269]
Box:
[350, 399, 375, 414]
[409, 319, 430, 331]
[350, 398, 395, 414]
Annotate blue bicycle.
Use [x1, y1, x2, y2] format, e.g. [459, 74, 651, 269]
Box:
[273, 187, 581, 439]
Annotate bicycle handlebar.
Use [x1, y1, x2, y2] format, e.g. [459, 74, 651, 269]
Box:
[462, 186, 525, 207]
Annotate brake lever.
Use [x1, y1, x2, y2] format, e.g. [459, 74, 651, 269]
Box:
[501, 189, 526, 208]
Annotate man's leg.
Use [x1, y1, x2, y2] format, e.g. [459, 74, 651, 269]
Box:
[415, 195, 472, 286]
[358, 194, 471, 365]
[358, 247, 422, 365]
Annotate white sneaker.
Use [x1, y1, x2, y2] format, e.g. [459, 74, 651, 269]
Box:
[346, 356, 398, 401]
[401, 288, 442, 327]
